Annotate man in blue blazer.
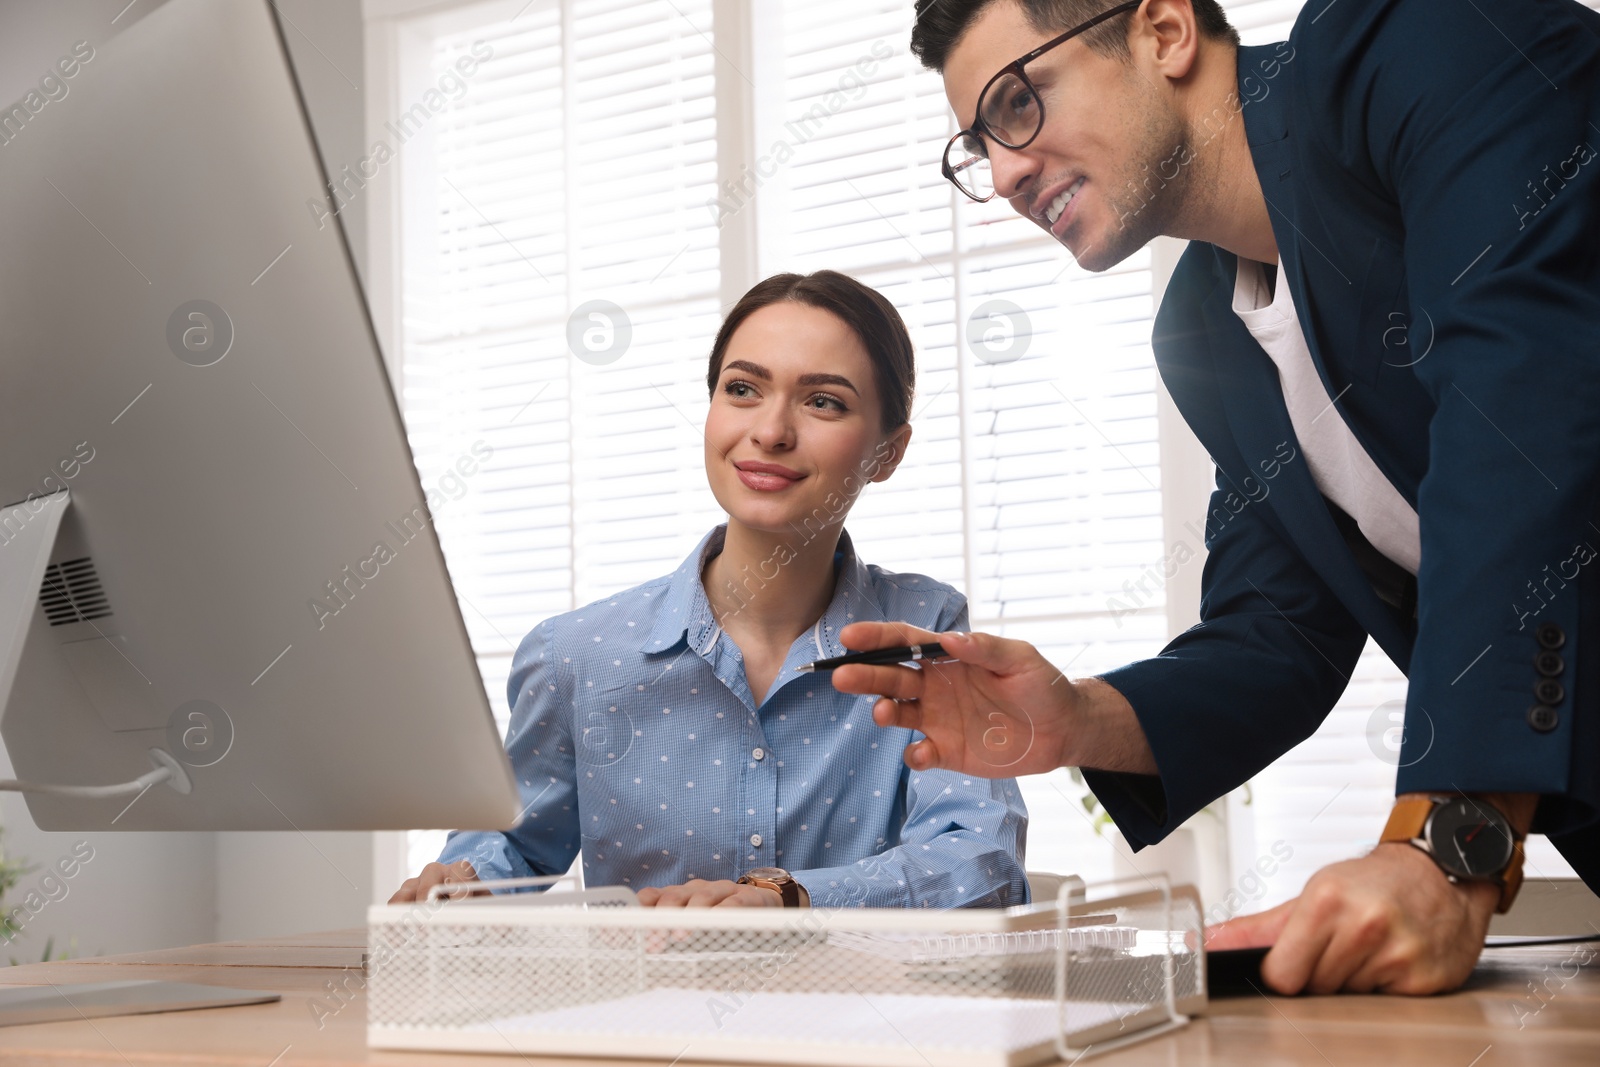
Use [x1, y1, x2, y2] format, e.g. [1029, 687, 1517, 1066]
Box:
[835, 0, 1600, 994]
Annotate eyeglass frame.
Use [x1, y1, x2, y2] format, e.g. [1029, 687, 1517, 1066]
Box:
[940, 0, 1142, 202]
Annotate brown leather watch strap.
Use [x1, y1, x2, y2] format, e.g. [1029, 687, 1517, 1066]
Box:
[1499, 839, 1526, 914]
[1474, 793, 1534, 912]
[1380, 795, 1435, 844]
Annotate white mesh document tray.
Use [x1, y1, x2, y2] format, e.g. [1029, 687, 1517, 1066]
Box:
[366, 875, 1206, 1065]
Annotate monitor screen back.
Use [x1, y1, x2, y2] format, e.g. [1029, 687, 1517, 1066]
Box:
[0, 0, 520, 831]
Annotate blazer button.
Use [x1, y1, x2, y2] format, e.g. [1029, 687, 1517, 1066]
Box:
[1535, 650, 1565, 677]
[1535, 622, 1565, 650]
[1527, 705, 1560, 733]
[1535, 679, 1565, 705]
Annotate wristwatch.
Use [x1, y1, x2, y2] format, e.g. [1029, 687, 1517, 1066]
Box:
[1379, 794, 1527, 913]
[737, 867, 805, 907]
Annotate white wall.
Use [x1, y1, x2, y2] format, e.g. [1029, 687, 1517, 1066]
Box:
[0, 768, 215, 962]
[214, 831, 374, 942]
[0, 0, 376, 960]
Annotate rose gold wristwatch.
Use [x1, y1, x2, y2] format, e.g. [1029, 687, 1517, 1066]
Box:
[737, 867, 805, 906]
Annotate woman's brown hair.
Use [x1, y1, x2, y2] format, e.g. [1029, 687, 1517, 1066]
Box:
[705, 271, 915, 430]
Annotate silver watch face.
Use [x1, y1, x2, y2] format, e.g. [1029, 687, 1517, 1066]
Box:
[743, 866, 790, 883]
[1425, 797, 1514, 879]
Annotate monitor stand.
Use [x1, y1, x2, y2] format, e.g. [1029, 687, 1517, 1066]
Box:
[0, 490, 187, 801]
[0, 491, 72, 725]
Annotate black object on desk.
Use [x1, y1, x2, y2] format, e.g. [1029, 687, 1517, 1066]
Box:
[1204, 934, 1600, 998]
[1206, 946, 1270, 997]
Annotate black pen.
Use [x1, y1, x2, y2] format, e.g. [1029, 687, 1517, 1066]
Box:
[795, 642, 950, 673]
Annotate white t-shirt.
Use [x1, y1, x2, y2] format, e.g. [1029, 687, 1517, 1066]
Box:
[1232, 259, 1421, 575]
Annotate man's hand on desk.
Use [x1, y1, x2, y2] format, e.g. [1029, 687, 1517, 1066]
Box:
[388, 858, 481, 904]
[1204, 842, 1497, 995]
[636, 878, 803, 908]
[832, 623, 1157, 778]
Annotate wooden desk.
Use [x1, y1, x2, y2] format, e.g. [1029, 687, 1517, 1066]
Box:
[0, 929, 1595, 1065]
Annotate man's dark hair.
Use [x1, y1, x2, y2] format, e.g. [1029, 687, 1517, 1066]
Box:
[707, 271, 916, 431]
[911, 0, 1239, 72]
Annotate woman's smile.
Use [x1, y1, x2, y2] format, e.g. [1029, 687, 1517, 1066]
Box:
[733, 459, 806, 492]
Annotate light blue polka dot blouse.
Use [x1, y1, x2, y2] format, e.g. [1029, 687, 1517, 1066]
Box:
[439, 524, 1030, 909]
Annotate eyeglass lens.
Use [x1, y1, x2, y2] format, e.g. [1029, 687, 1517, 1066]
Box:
[945, 71, 1042, 199]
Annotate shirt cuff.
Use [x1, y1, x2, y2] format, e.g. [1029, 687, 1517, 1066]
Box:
[437, 831, 532, 892]
[788, 865, 887, 909]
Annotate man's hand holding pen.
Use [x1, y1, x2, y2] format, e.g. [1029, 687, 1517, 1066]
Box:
[827, 622, 1148, 780]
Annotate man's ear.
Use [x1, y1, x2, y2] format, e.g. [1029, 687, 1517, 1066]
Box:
[1134, 0, 1202, 81]
[869, 423, 914, 483]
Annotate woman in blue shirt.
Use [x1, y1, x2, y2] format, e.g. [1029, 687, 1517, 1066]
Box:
[391, 271, 1028, 910]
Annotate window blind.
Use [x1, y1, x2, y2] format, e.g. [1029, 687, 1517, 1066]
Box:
[403, 0, 721, 685]
[397, 0, 723, 872]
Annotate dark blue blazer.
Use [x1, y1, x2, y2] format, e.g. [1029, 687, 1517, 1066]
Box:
[1088, 0, 1600, 852]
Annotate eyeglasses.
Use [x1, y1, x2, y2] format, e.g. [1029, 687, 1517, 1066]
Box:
[941, 0, 1141, 202]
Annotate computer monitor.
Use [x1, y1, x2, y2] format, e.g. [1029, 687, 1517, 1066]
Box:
[0, 0, 520, 832]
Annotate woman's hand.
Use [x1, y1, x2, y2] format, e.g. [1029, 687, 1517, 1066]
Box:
[388, 859, 481, 904]
[636, 879, 787, 907]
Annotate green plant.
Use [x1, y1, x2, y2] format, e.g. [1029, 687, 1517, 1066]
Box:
[1067, 767, 1115, 836]
[0, 827, 33, 944]
[0, 827, 69, 965]
[11, 935, 75, 967]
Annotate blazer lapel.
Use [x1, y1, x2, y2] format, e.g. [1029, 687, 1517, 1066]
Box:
[1239, 47, 1347, 479]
